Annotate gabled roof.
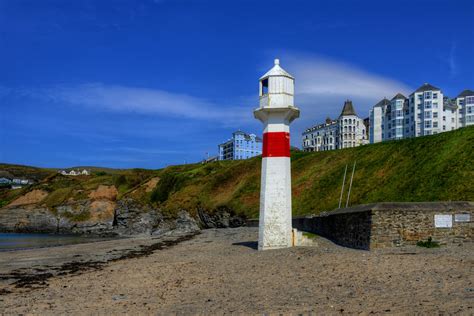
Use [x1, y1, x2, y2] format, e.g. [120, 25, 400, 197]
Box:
[340, 100, 357, 116]
[414, 83, 441, 93]
[391, 93, 407, 101]
[373, 98, 390, 107]
[260, 59, 294, 80]
[457, 89, 474, 98]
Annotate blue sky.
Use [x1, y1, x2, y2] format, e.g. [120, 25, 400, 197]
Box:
[1, 0, 473, 169]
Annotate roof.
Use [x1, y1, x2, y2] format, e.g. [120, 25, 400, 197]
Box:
[457, 89, 474, 98]
[373, 98, 390, 107]
[232, 131, 262, 142]
[391, 93, 407, 101]
[259, 59, 294, 80]
[414, 83, 441, 93]
[303, 119, 337, 134]
[339, 100, 357, 116]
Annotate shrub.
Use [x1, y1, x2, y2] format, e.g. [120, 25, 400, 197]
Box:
[150, 173, 182, 203]
[416, 237, 440, 248]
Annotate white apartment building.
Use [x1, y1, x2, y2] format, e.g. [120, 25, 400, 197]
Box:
[456, 89, 474, 127]
[369, 83, 470, 143]
[302, 100, 368, 151]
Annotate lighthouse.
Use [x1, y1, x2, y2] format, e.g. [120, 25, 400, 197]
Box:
[254, 59, 300, 250]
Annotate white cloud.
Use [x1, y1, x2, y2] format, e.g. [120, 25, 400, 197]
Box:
[32, 83, 250, 123]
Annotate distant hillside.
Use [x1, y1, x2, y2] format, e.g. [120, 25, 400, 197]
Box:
[1, 126, 473, 220]
[0, 164, 56, 181]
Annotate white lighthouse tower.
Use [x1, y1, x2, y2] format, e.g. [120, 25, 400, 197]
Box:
[254, 59, 300, 250]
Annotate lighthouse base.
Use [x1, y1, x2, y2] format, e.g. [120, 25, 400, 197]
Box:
[258, 157, 293, 250]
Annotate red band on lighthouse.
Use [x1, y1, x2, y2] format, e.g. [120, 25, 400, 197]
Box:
[262, 132, 290, 157]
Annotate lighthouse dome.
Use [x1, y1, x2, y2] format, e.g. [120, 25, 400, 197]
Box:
[258, 59, 295, 109]
[259, 59, 294, 80]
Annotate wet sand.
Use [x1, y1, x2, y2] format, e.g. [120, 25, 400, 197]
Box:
[1, 227, 473, 314]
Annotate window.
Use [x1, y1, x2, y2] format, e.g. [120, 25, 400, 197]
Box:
[424, 101, 432, 109]
[433, 93, 438, 99]
[433, 122, 438, 128]
[433, 112, 438, 119]
[424, 111, 431, 118]
[425, 121, 431, 128]
[405, 118, 410, 124]
[261, 78, 269, 95]
[417, 104, 421, 110]
[443, 125, 446, 131]
[443, 116, 446, 121]
[425, 91, 432, 99]
[466, 96, 474, 104]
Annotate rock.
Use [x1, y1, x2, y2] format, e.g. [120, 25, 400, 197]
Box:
[113, 198, 163, 236]
[175, 210, 200, 234]
[0, 197, 201, 237]
[0, 206, 59, 233]
[88, 185, 118, 201]
[197, 206, 246, 229]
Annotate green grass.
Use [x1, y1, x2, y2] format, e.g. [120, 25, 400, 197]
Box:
[42, 187, 73, 208]
[416, 237, 440, 248]
[159, 126, 474, 218]
[302, 231, 319, 239]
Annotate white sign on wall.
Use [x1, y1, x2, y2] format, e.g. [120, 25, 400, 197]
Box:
[434, 214, 452, 228]
[454, 214, 471, 222]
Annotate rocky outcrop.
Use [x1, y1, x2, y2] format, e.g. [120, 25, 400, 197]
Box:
[114, 199, 200, 236]
[197, 206, 246, 229]
[0, 198, 200, 237]
[0, 206, 58, 233]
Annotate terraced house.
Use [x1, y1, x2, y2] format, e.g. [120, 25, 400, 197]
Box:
[218, 131, 262, 160]
[302, 100, 369, 152]
[369, 84, 473, 143]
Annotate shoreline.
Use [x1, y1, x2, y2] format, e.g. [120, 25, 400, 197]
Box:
[0, 232, 124, 253]
[0, 231, 199, 293]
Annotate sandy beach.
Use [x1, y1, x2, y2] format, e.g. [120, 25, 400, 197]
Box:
[0, 227, 473, 314]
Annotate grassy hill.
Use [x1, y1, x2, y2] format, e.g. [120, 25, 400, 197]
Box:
[1, 126, 473, 219]
[154, 126, 474, 218]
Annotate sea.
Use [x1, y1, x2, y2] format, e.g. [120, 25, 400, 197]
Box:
[0, 233, 112, 252]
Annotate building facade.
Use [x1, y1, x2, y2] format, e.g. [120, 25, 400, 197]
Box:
[369, 83, 472, 143]
[456, 89, 474, 127]
[302, 100, 368, 152]
[218, 131, 262, 160]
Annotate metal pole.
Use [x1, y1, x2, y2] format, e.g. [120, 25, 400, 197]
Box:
[346, 161, 356, 208]
[338, 164, 348, 209]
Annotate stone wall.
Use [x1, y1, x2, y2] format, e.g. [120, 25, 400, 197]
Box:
[292, 202, 473, 250]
